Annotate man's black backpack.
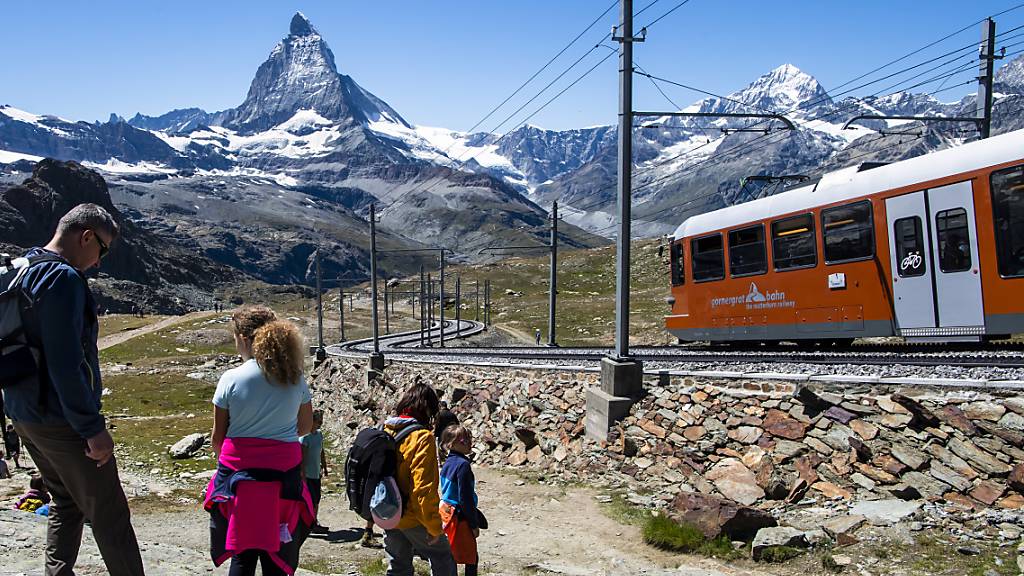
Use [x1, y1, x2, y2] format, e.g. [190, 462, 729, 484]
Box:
[344, 423, 424, 522]
[0, 252, 67, 424]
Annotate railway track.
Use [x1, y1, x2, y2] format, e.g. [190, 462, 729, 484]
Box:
[326, 320, 1024, 370]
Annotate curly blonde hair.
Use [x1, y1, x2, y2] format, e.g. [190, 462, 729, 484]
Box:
[232, 305, 278, 340]
[252, 320, 305, 386]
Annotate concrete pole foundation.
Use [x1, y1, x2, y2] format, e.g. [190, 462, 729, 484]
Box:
[586, 356, 644, 441]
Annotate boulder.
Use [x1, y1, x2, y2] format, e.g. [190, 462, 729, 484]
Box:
[811, 481, 852, 500]
[889, 445, 928, 471]
[961, 401, 1005, 421]
[876, 396, 910, 414]
[999, 411, 1024, 431]
[752, 526, 808, 560]
[901, 471, 949, 500]
[947, 438, 1011, 476]
[849, 419, 878, 441]
[705, 458, 765, 505]
[772, 439, 807, 461]
[169, 433, 205, 459]
[1010, 464, 1024, 493]
[849, 499, 922, 526]
[848, 436, 873, 462]
[671, 492, 776, 540]
[929, 462, 972, 492]
[763, 409, 806, 440]
[975, 420, 1024, 448]
[969, 480, 1005, 505]
[823, 514, 865, 538]
[890, 394, 939, 429]
[823, 406, 856, 425]
[937, 405, 977, 434]
[727, 426, 762, 444]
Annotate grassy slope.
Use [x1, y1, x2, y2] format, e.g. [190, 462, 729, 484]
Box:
[438, 238, 675, 346]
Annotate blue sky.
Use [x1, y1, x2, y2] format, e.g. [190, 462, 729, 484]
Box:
[3, 1, 1022, 131]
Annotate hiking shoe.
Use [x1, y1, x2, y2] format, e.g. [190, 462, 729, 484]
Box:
[311, 524, 330, 535]
[360, 532, 375, 547]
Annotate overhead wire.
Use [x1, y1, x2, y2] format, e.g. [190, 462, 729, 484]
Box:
[575, 37, 1006, 235]
[379, 0, 691, 219]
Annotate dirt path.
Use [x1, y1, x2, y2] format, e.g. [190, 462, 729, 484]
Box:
[98, 311, 221, 351]
[0, 465, 773, 576]
[494, 324, 536, 345]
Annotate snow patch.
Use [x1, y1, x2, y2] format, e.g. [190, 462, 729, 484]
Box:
[0, 149, 43, 164]
[274, 109, 333, 133]
[83, 159, 178, 174]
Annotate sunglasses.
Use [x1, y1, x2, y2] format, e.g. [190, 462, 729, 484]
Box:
[91, 230, 109, 260]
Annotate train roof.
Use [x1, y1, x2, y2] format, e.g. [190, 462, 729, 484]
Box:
[672, 128, 1024, 240]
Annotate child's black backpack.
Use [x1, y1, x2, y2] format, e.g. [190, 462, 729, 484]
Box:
[344, 423, 424, 522]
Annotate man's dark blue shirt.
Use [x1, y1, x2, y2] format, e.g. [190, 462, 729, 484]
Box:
[2, 247, 104, 438]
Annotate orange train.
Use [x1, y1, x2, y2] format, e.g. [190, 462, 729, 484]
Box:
[665, 129, 1024, 344]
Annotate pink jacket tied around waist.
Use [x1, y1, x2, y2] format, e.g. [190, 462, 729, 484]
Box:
[204, 437, 315, 574]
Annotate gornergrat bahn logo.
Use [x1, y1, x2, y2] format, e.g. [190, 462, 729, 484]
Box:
[711, 283, 795, 310]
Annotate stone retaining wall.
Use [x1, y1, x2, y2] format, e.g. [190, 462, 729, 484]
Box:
[309, 358, 1024, 513]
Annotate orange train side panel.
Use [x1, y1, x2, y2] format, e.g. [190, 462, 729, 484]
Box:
[665, 157, 1024, 338]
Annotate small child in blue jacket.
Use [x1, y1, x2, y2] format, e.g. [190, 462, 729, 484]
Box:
[439, 425, 480, 576]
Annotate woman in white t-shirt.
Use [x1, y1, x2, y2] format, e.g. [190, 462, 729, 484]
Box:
[206, 306, 314, 576]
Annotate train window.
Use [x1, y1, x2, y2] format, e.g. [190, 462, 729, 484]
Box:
[935, 208, 972, 273]
[691, 234, 725, 282]
[728, 225, 767, 276]
[771, 214, 816, 270]
[670, 241, 685, 286]
[822, 201, 874, 263]
[991, 165, 1024, 278]
[893, 217, 926, 278]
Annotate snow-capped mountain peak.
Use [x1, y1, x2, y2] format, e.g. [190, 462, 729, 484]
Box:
[729, 63, 832, 114]
[223, 12, 408, 133]
[289, 11, 317, 37]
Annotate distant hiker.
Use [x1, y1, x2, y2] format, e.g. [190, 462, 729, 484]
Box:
[206, 307, 315, 576]
[439, 425, 482, 576]
[14, 475, 51, 513]
[1, 203, 147, 575]
[534, 329, 542, 345]
[382, 384, 456, 576]
[301, 409, 330, 535]
[4, 424, 21, 469]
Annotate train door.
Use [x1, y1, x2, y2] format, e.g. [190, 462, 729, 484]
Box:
[886, 192, 936, 331]
[885, 181, 984, 340]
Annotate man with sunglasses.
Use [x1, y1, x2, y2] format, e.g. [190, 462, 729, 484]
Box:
[3, 203, 146, 576]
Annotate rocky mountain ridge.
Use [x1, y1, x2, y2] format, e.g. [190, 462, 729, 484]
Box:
[4, 12, 1024, 247]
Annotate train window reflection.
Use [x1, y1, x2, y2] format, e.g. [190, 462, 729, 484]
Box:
[670, 241, 685, 286]
[823, 201, 874, 263]
[935, 208, 972, 273]
[772, 214, 816, 270]
[728, 225, 767, 276]
[894, 217, 926, 278]
[991, 165, 1024, 278]
[691, 234, 725, 282]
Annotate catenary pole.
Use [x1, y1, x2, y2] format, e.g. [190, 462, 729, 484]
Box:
[315, 248, 325, 360]
[978, 18, 996, 139]
[339, 288, 345, 342]
[613, 0, 636, 360]
[369, 204, 380, 355]
[439, 249, 446, 347]
[548, 201, 558, 347]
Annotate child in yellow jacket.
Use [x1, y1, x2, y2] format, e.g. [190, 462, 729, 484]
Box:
[382, 384, 457, 576]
